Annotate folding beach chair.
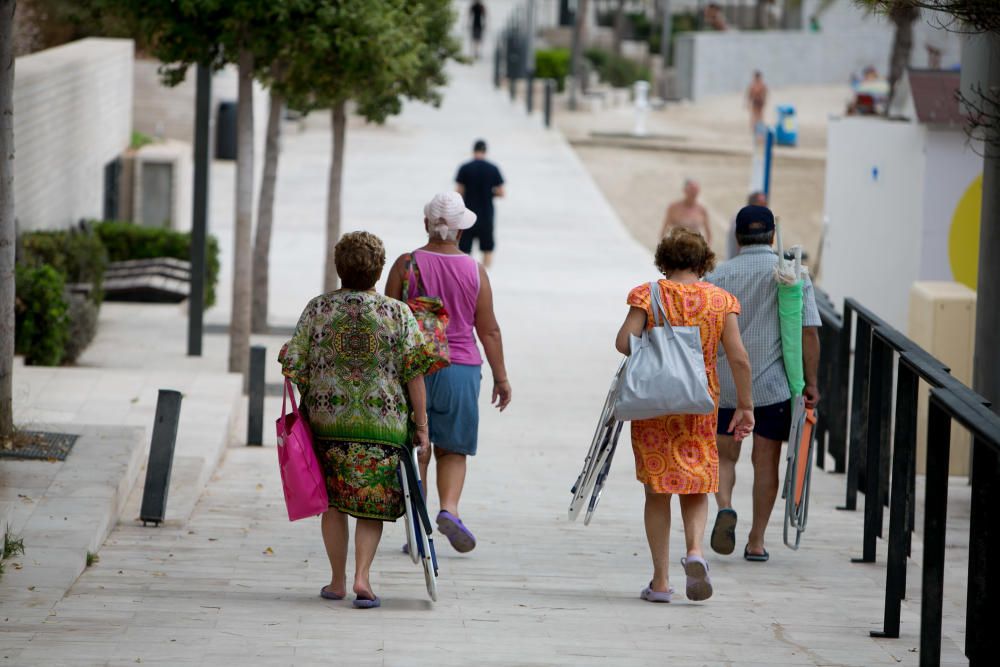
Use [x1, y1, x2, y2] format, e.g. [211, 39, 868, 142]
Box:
[398, 448, 439, 601]
[783, 402, 816, 550]
[569, 360, 626, 526]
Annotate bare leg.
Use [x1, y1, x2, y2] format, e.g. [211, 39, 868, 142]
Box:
[678, 493, 709, 558]
[715, 434, 742, 510]
[353, 518, 384, 599]
[748, 434, 783, 555]
[482, 251, 493, 269]
[643, 486, 672, 592]
[435, 448, 468, 516]
[321, 509, 349, 597]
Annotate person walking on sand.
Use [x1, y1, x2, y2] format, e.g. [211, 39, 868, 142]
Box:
[661, 179, 712, 245]
[706, 206, 821, 563]
[456, 139, 505, 268]
[616, 229, 754, 603]
[747, 71, 769, 133]
[386, 192, 512, 554]
[279, 232, 432, 609]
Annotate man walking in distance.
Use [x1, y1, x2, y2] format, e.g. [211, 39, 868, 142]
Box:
[706, 205, 821, 562]
[469, 1, 487, 60]
[747, 71, 768, 133]
[456, 139, 505, 268]
[661, 179, 712, 246]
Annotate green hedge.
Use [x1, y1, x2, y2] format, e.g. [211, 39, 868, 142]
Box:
[93, 221, 220, 307]
[14, 265, 70, 366]
[535, 48, 571, 92]
[584, 48, 650, 88]
[19, 227, 108, 304]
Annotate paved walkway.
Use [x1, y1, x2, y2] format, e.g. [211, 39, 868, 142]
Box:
[2, 45, 971, 667]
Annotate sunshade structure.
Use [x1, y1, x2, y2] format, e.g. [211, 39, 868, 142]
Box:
[398, 449, 439, 601]
[775, 225, 817, 550]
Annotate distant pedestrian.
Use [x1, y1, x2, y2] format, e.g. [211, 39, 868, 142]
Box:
[386, 192, 512, 554]
[616, 229, 754, 603]
[469, 1, 487, 60]
[706, 206, 822, 562]
[661, 179, 712, 246]
[727, 191, 767, 259]
[747, 71, 768, 133]
[456, 139, 505, 268]
[705, 3, 729, 31]
[280, 232, 432, 609]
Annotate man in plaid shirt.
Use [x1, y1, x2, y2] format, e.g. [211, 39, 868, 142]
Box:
[706, 206, 821, 562]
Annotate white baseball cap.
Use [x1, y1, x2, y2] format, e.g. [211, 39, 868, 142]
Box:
[424, 191, 477, 231]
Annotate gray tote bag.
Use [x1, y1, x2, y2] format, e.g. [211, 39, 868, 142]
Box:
[614, 282, 716, 421]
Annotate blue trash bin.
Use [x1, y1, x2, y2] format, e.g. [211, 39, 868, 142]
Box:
[775, 104, 798, 147]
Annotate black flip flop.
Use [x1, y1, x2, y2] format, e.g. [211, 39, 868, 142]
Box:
[743, 546, 770, 562]
[710, 509, 738, 555]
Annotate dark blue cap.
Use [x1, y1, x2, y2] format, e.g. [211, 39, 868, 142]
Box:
[735, 205, 775, 235]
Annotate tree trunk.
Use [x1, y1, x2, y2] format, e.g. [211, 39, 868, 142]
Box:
[228, 48, 254, 378]
[568, 0, 589, 111]
[887, 6, 919, 111]
[323, 101, 346, 293]
[251, 90, 283, 334]
[0, 0, 16, 439]
[612, 0, 626, 56]
[754, 0, 767, 30]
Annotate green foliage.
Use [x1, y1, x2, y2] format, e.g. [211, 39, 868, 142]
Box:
[18, 227, 108, 304]
[86, 551, 99, 567]
[14, 265, 70, 367]
[64, 294, 99, 365]
[3, 532, 24, 560]
[93, 221, 220, 308]
[585, 48, 650, 88]
[535, 48, 571, 92]
[130, 131, 155, 150]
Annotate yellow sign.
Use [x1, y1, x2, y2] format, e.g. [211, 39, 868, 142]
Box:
[949, 174, 983, 290]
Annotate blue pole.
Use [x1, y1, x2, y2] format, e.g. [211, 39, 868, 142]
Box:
[763, 127, 775, 198]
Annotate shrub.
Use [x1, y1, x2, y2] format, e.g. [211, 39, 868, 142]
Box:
[93, 221, 221, 307]
[63, 294, 99, 364]
[534, 48, 571, 92]
[14, 265, 70, 366]
[19, 227, 108, 304]
[585, 48, 650, 88]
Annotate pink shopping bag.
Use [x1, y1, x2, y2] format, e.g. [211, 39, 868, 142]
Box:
[275, 378, 328, 521]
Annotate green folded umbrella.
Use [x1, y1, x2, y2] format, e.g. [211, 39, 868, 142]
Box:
[774, 224, 806, 397]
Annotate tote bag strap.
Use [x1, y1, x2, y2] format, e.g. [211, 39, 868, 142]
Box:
[403, 252, 428, 299]
[648, 282, 676, 338]
[282, 378, 302, 421]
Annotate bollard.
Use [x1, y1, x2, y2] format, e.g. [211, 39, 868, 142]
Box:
[494, 46, 502, 89]
[544, 79, 553, 128]
[526, 69, 535, 114]
[509, 74, 517, 102]
[247, 345, 266, 446]
[140, 390, 183, 526]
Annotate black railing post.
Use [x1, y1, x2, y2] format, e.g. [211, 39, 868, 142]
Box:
[494, 45, 502, 89]
[833, 302, 852, 473]
[544, 79, 553, 128]
[526, 69, 535, 113]
[873, 359, 918, 638]
[965, 436, 1000, 665]
[139, 390, 183, 526]
[919, 394, 952, 667]
[840, 307, 869, 511]
[854, 333, 889, 563]
[247, 345, 266, 446]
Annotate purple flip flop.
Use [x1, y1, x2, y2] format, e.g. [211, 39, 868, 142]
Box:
[353, 595, 381, 609]
[639, 583, 674, 603]
[436, 510, 476, 553]
[680, 555, 714, 602]
[319, 586, 344, 600]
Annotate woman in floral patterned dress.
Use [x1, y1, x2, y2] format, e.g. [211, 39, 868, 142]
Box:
[280, 232, 432, 609]
[615, 229, 755, 603]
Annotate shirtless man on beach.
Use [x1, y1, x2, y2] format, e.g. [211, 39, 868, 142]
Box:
[747, 71, 768, 133]
[661, 179, 712, 245]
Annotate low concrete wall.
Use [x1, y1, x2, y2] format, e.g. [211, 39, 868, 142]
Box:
[14, 38, 134, 232]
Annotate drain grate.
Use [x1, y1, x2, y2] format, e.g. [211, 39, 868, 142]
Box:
[0, 431, 79, 461]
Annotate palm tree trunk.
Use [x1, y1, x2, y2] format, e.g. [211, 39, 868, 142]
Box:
[0, 0, 16, 439]
[612, 0, 626, 56]
[568, 0, 589, 111]
[887, 6, 919, 111]
[251, 90, 283, 334]
[228, 48, 254, 378]
[323, 101, 346, 293]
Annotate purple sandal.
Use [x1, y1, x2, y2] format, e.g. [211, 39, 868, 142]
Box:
[639, 583, 674, 603]
[436, 510, 476, 553]
[319, 586, 344, 600]
[352, 595, 381, 609]
[680, 555, 714, 602]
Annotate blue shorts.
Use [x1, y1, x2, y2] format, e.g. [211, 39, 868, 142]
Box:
[717, 400, 792, 442]
[425, 364, 482, 456]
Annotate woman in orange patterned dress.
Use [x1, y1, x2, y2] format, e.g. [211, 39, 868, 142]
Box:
[615, 229, 754, 603]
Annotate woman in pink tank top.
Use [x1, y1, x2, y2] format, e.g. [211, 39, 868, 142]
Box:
[386, 192, 512, 554]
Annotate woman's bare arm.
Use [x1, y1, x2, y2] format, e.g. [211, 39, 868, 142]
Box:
[474, 265, 511, 411]
[721, 312, 754, 440]
[615, 307, 647, 355]
[384, 255, 408, 301]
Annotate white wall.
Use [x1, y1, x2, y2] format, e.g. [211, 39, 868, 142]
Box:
[674, 4, 964, 101]
[13, 38, 134, 232]
[821, 117, 926, 330]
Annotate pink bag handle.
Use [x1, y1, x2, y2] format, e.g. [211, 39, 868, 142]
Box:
[281, 378, 302, 433]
